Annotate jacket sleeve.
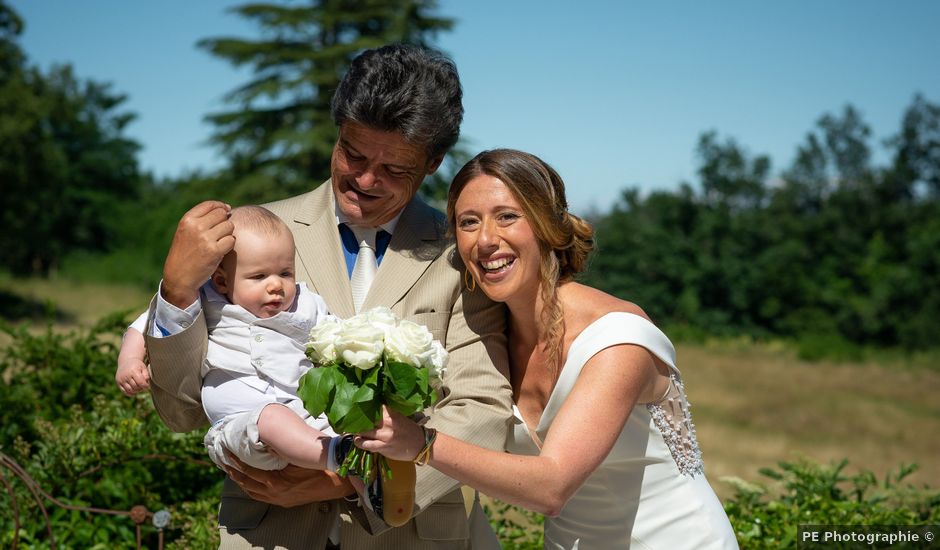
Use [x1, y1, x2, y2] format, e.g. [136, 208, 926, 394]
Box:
[414, 285, 513, 508]
[143, 293, 211, 432]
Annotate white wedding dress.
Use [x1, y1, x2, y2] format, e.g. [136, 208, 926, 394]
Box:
[506, 312, 738, 549]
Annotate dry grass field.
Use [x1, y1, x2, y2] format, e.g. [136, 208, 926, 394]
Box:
[0, 275, 153, 327]
[681, 342, 940, 499]
[3, 275, 938, 502]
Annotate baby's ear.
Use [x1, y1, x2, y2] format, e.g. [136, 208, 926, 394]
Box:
[211, 268, 228, 295]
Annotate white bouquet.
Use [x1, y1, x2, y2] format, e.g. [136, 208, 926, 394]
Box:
[298, 307, 447, 487]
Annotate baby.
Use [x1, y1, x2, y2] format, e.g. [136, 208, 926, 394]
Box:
[117, 205, 343, 472]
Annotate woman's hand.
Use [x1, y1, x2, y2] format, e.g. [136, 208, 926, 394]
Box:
[355, 407, 427, 462]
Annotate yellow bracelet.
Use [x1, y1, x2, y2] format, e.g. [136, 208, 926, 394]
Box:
[414, 427, 437, 466]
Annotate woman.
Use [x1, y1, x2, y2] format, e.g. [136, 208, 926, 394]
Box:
[358, 149, 738, 549]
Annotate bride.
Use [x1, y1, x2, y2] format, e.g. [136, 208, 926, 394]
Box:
[357, 149, 738, 549]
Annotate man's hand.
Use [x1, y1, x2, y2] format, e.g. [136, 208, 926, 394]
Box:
[224, 454, 355, 508]
[161, 201, 235, 308]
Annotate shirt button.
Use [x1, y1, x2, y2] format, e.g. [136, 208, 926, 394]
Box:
[318, 503, 330, 513]
[254, 334, 264, 343]
[180, 321, 190, 329]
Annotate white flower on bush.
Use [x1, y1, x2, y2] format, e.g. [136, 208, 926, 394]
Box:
[334, 316, 386, 369]
[307, 316, 343, 363]
[385, 319, 434, 368]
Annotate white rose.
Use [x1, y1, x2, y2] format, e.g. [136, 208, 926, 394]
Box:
[385, 320, 434, 368]
[365, 307, 399, 338]
[307, 316, 343, 363]
[334, 316, 386, 369]
[427, 340, 449, 383]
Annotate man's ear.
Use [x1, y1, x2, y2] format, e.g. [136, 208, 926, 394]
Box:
[426, 154, 445, 176]
[211, 267, 228, 295]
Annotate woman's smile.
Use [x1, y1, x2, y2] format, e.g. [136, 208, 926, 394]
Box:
[479, 254, 516, 276]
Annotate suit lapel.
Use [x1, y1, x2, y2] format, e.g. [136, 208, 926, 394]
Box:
[286, 184, 446, 317]
[290, 183, 357, 319]
[361, 197, 446, 311]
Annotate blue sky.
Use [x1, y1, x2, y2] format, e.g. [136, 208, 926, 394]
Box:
[10, 1, 940, 214]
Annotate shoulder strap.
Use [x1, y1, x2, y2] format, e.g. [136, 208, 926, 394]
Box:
[539, 312, 678, 431]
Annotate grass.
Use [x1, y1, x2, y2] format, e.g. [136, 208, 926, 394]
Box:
[681, 340, 940, 500]
[0, 274, 151, 328]
[2, 274, 937, 511]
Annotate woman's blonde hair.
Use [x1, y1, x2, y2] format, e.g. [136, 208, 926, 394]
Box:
[447, 149, 595, 375]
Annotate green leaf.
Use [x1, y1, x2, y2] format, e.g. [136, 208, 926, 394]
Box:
[352, 382, 377, 405]
[327, 378, 358, 425]
[326, 372, 382, 433]
[387, 393, 421, 417]
[416, 366, 430, 395]
[336, 401, 381, 433]
[385, 360, 419, 399]
[297, 366, 339, 417]
[363, 363, 382, 387]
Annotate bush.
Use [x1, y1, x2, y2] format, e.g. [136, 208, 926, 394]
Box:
[0, 315, 222, 548]
[722, 459, 940, 549]
[486, 500, 544, 550]
[3, 314, 936, 548]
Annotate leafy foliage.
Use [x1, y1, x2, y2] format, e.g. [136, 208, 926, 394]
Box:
[486, 500, 545, 550]
[722, 459, 940, 549]
[0, 2, 142, 276]
[2, 313, 938, 546]
[0, 315, 222, 548]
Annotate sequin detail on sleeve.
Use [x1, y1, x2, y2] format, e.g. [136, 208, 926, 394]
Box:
[646, 374, 704, 476]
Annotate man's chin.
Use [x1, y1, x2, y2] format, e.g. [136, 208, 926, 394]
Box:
[336, 199, 384, 227]
[335, 192, 364, 218]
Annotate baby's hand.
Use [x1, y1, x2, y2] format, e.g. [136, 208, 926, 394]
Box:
[115, 359, 151, 396]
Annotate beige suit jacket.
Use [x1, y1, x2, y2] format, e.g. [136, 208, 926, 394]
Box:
[145, 182, 513, 549]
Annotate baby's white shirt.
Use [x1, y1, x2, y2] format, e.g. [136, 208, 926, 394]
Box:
[202, 281, 329, 389]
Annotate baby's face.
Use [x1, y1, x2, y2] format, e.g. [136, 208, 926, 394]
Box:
[220, 229, 297, 318]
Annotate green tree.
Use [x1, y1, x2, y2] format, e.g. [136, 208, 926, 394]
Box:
[0, 1, 141, 276]
[198, 0, 454, 202]
[586, 186, 704, 327]
[891, 93, 940, 197]
[0, 1, 23, 76]
[697, 131, 770, 211]
[586, 97, 940, 352]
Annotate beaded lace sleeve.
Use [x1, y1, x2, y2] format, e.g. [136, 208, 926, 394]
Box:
[646, 373, 704, 476]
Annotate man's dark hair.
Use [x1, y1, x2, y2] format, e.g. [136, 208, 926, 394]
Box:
[331, 43, 463, 159]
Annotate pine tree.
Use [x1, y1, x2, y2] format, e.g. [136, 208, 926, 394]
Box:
[199, 0, 454, 201]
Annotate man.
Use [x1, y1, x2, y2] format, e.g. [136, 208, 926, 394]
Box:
[145, 44, 513, 549]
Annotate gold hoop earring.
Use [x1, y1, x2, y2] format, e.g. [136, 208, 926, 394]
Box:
[464, 269, 476, 292]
